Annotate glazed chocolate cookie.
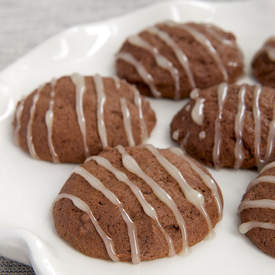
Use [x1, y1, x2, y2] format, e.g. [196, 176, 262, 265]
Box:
[252, 37, 275, 88]
[116, 21, 244, 99]
[239, 161, 275, 257]
[13, 74, 156, 163]
[53, 145, 223, 263]
[170, 83, 275, 169]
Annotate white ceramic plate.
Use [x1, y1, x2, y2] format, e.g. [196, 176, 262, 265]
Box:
[0, 0, 275, 274]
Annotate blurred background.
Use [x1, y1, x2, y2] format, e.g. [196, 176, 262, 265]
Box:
[0, 0, 231, 71]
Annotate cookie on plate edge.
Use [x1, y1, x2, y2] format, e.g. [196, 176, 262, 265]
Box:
[239, 161, 275, 257]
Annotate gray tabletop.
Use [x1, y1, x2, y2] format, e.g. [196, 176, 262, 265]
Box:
[0, 0, 231, 274]
[0, 0, 174, 71]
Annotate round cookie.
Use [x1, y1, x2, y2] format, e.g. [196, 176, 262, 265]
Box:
[170, 83, 275, 169]
[252, 37, 275, 88]
[116, 21, 244, 99]
[239, 161, 275, 257]
[53, 145, 223, 263]
[13, 74, 156, 163]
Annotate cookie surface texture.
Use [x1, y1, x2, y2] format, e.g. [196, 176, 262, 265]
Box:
[252, 37, 275, 88]
[239, 161, 275, 257]
[170, 84, 275, 169]
[53, 145, 223, 263]
[13, 74, 156, 163]
[116, 21, 244, 99]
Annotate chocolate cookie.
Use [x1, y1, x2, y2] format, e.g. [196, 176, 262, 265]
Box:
[13, 74, 156, 163]
[239, 161, 275, 257]
[53, 145, 223, 263]
[252, 37, 275, 88]
[170, 83, 275, 169]
[115, 21, 244, 99]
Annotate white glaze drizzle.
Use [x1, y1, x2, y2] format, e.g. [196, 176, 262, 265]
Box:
[73, 166, 140, 264]
[183, 99, 197, 145]
[253, 85, 263, 167]
[240, 163, 275, 235]
[45, 79, 59, 163]
[260, 161, 275, 174]
[234, 86, 246, 169]
[247, 175, 275, 190]
[172, 129, 179, 141]
[227, 61, 239, 68]
[120, 98, 135, 146]
[239, 221, 275, 234]
[113, 76, 121, 89]
[199, 131, 206, 140]
[93, 74, 108, 148]
[128, 35, 180, 99]
[239, 199, 275, 212]
[213, 83, 228, 168]
[170, 147, 223, 218]
[147, 26, 196, 89]
[191, 97, 205, 126]
[264, 45, 275, 61]
[26, 86, 43, 159]
[14, 99, 25, 146]
[133, 87, 148, 142]
[182, 132, 190, 148]
[145, 144, 212, 231]
[179, 24, 228, 81]
[264, 102, 275, 162]
[190, 88, 199, 99]
[71, 73, 90, 157]
[204, 24, 235, 47]
[116, 52, 161, 98]
[56, 193, 119, 262]
[91, 155, 175, 256]
[116, 145, 189, 253]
